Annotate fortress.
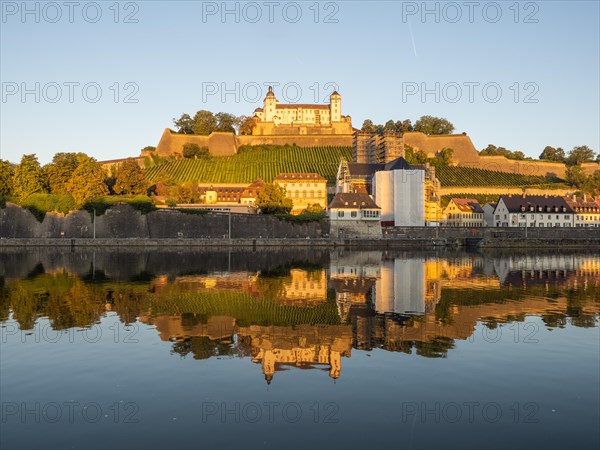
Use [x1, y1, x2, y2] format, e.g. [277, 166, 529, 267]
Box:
[143, 87, 600, 179]
[251, 86, 353, 135]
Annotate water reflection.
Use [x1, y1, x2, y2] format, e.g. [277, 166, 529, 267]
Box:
[1, 249, 598, 382]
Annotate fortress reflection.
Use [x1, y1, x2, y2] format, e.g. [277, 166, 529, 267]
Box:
[1, 250, 599, 382]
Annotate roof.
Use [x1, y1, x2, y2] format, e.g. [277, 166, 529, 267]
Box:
[273, 173, 327, 181]
[566, 197, 600, 213]
[241, 179, 266, 198]
[347, 162, 385, 177]
[450, 198, 484, 213]
[254, 107, 263, 112]
[347, 157, 414, 177]
[328, 193, 380, 210]
[499, 195, 574, 214]
[383, 157, 413, 171]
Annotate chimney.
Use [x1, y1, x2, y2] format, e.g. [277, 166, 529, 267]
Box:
[573, 194, 577, 202]
[583, 193, 587, 202]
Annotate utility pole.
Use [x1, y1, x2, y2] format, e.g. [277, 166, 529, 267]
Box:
[93, 208, 96, 239]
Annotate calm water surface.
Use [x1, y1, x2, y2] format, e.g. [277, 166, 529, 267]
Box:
[1, 248, 598, 450]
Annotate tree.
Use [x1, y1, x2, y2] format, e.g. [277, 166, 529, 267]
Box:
[582, 170, 600, 195]
[237, 116, 256, 135]
[510, 151, 526, 160]
[182, 143, 210, 159]
[0, 160, 14, 198]
[397, 119, 413, 133]
[383, 120, 396, 132]
[66, 158, 109, 207]
[44, 152, 88, 195]
[168, 182, 199, 204]
[141, 146, 156, 153]
[256, 183, 293, 214]
[193, 110, 217, 135]
[215, 112, 237, 133]
[404, 145, 427, 164]
[183, 143, 200, 159]
[566, 145, 596, 166]
[539, 146, 565, 162]
[173, 114, 194, 134]
[361, 120, 375, 133]
[113, 158, 146, 195]
[436, 148, 454, 166]
[414, 115, 454, 135]
[565, 165, 587, 189]
[12, 154, 47, 201]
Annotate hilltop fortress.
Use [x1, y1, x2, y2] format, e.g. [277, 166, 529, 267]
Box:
[148, 87, 599, 178]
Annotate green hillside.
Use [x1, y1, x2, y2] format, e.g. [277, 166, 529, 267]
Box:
[144, 146, 565, 188]
[145, 145, 352, 184]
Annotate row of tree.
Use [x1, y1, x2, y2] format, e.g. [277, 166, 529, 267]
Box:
[565, 167, 600, 194]
[0, 153, 147, 208]
[539, 145, 598, 165]
[173, 111, 255, 136]
[479, 144, 598, 165]
[361, 115, 455, 135]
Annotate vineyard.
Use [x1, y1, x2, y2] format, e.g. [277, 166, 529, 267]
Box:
[147, 291, 343, 326]
[145, 147, 567, 188]
[145, 146, 352, 184]
[435, 166, 561, 187]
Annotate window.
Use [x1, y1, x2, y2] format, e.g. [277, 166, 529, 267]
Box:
[337, 211, 344, 218]
[351, 211, 357, 218]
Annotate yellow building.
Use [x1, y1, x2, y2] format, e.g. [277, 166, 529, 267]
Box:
[443, 198, 485, 227]
[273, 172, 328, 214]
[282, 269, 327, 303]
[567, 195, 600, 228]
[252, 86, 353, 135]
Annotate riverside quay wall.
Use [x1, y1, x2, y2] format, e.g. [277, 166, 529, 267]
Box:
[1, 204, 599, 248]
[0, 204, 327, 240]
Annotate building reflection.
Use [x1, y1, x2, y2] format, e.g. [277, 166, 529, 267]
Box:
[1, 251, 599, 382]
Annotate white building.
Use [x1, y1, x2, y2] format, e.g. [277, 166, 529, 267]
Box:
[493, 195, 574, 228]
[328, 192, 381, 238]
[374, 168, 425, 227]
[483, 202, 497, 227]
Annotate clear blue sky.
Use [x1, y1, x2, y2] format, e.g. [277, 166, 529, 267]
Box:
[1, 0, 599, 164]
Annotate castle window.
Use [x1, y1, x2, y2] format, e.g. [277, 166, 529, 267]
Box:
[302, 190, 307, 198]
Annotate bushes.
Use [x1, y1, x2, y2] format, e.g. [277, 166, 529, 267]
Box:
[83, 195, 156, 217]
[21, 193, 77, 222]
[276, 211, 326, 224]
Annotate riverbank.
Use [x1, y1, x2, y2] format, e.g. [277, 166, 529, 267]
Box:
[1, 236, 599, 249]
